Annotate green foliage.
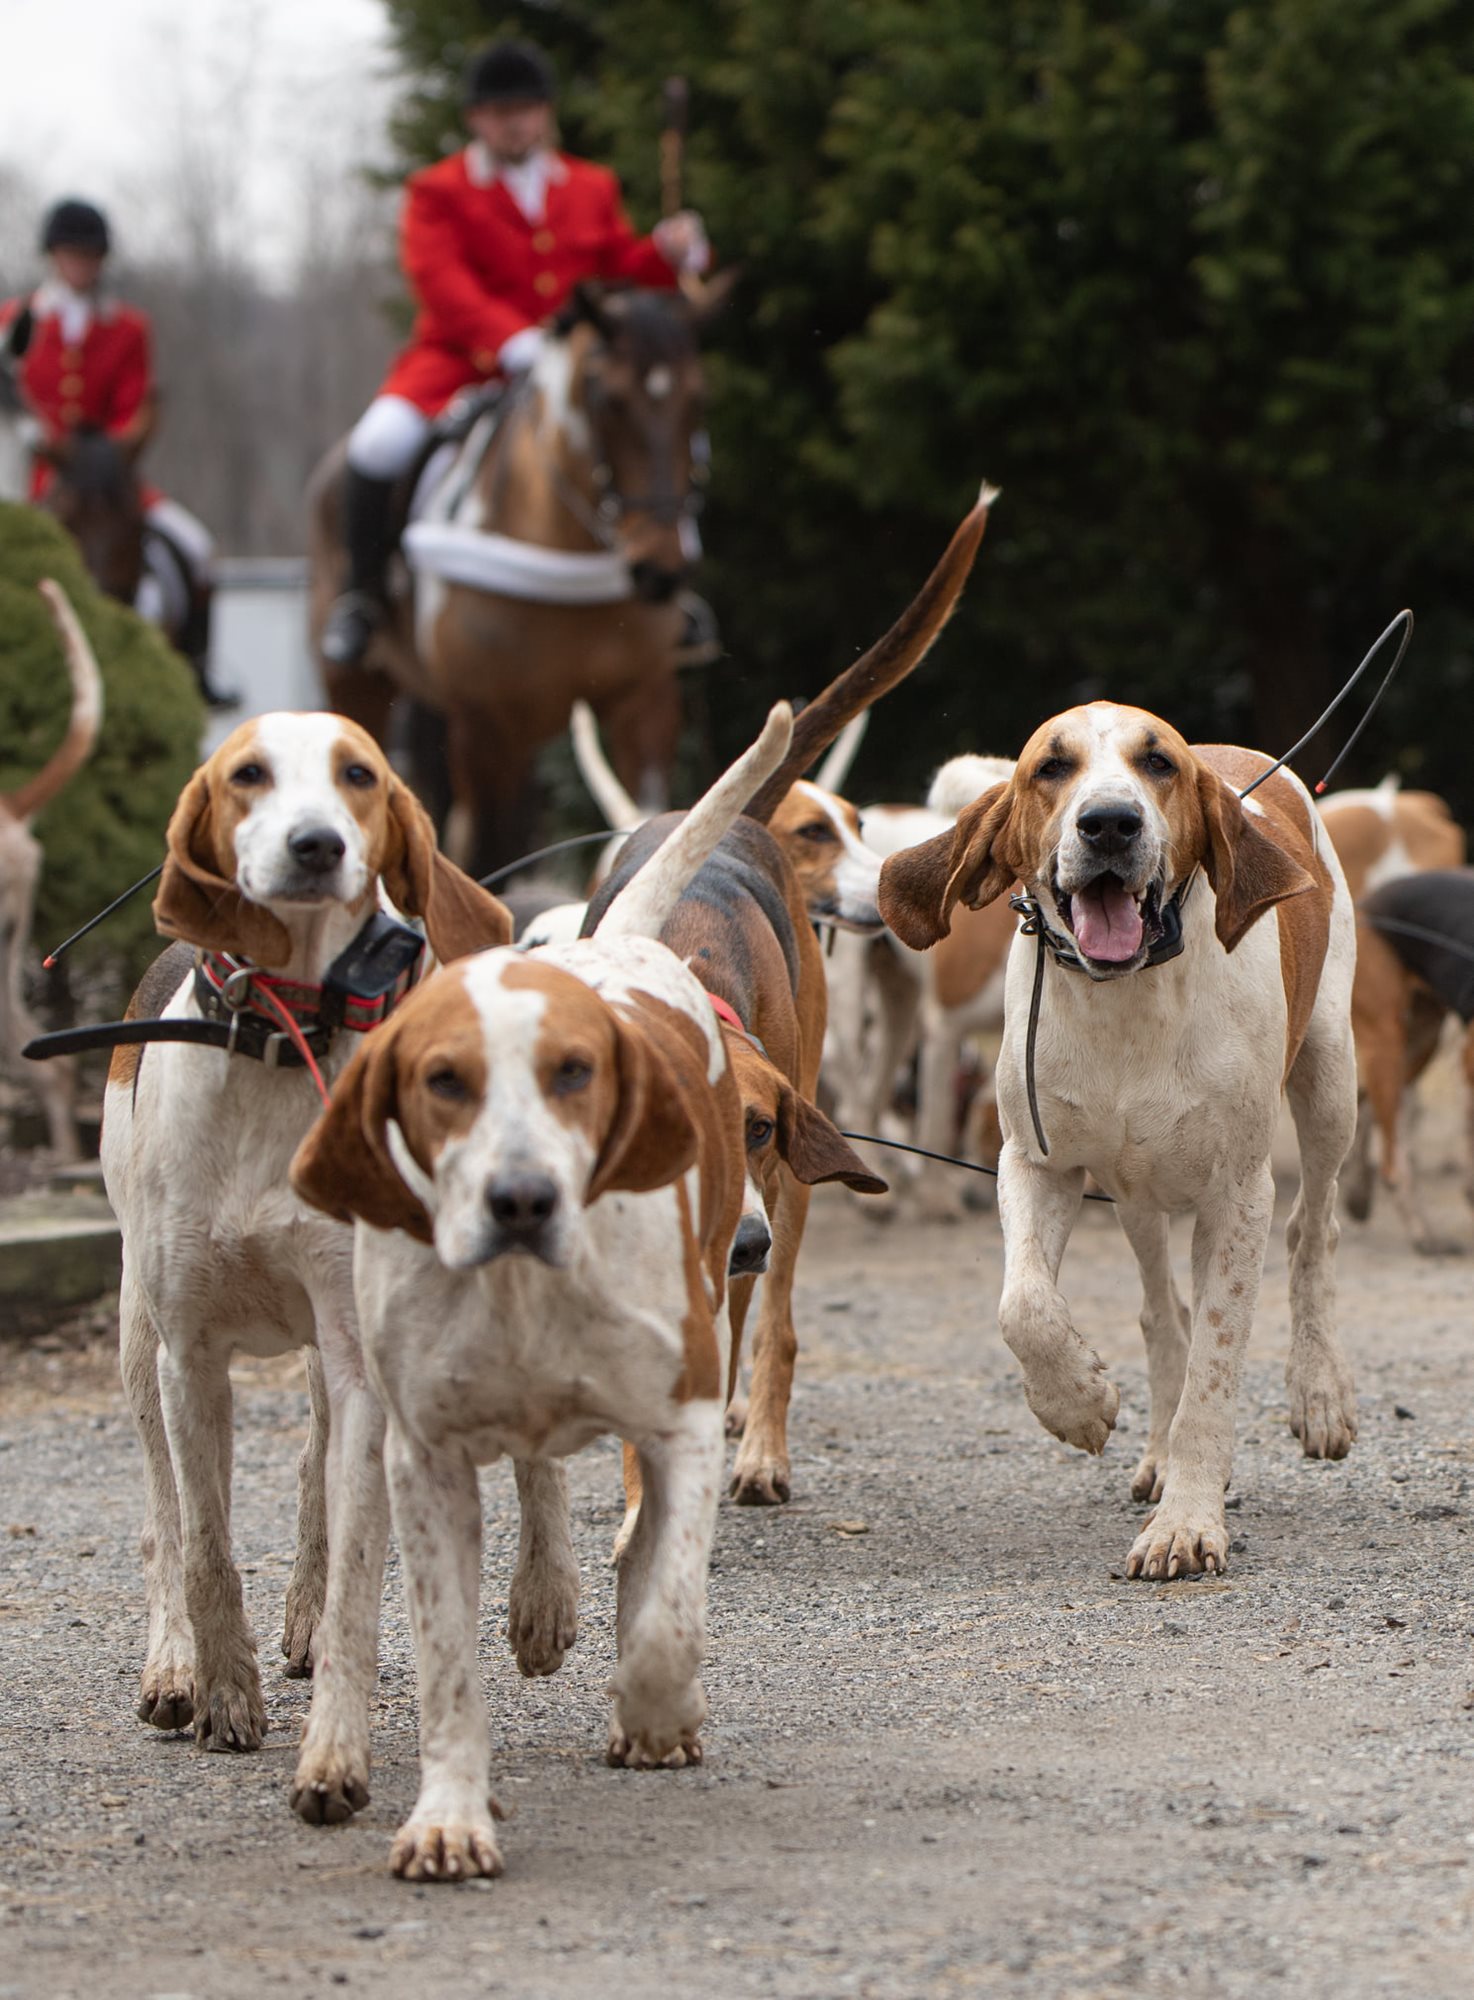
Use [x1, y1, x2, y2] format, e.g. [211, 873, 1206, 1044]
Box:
[381, 0, 1474, 816]
[0, 506, 204, 986]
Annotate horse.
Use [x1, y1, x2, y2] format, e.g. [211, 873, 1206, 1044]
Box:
[309, 283, 713, 876]
[0, 309, 35, 504]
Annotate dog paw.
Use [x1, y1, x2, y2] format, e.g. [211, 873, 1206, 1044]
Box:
[508, 1563, 578, 1678]
[391, 1815, 504, 1883]
[1020, 1345, 1119, 1456]
[606, 1723, 704, 1770]
[280, 1588, 322, 1680]
[1129, 1447, 1168, 1504]
[194, 1672, 266, 1753]
[1287, 1365, 1357, 1461]
[729, 1455, 791, 1506]
[1125, 1505, 1229, 1581]
[138, 1656, 195, 1733]
[291, 1742, 372, 1826]
[1412, 1232, 1466, 1259]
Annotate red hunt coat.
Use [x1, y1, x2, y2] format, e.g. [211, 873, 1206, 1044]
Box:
[379, 143, 682, 414]
[0, 288, 152, 500]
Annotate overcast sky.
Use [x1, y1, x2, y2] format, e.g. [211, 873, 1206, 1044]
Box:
[0, 0, 397, 278]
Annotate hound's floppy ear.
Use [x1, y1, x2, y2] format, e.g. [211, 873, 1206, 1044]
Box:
[152, 765, 293, 965]
[290, 1022, 433, 1242]
[381, 776, 513, 963]
[878, 781, 1018, 951]
[775, 1084, 887, 1194]
[587, 1012, 699, 1202]
[1197, 766, 1316, 953]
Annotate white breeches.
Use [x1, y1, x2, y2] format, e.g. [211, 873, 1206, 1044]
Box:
[347, 396, 433, 481]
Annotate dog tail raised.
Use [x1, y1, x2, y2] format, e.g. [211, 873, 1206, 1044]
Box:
[569, 699, 644, 832]
[742, 482, 998, 825]
[595, 701, 794, 941]
[4, 581, 105, 823]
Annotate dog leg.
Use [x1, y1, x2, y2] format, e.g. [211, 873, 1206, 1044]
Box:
[119, 1275, 194, 1731]
[730, 1175, 810, 1504]
[385, 1427, 503, 1882]
[282, 1344, 330, 1677]
[608, 1403, 722, 1769]
[1113, 1202, 1190, 1503]
[1339, 1095, 1376, 1224]
[1126, 1164, 1273, 1579]
[292, 1326, 389, 1826]
[1283, 1016, 1359, 1459]
[508, 1458, 579, 1676]
[910, 998, 966, 1221]
[996, 1144, 1117, 1453]
[157, 1338, 265, 1750]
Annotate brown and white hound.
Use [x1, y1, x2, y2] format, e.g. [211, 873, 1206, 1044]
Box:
[881, 702, 1358, 1579]
[100, 712, 510, 1750]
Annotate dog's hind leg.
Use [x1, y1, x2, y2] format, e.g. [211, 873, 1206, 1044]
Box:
[729, 1175, 809, 1504]
[608, 1400, 723, 1769]
[281, 1344, 330, 1677]
[120, 1271, 195, 1732]
[508, 1458, 578, 1677]
[1284, 1008, 1359, 1460]
[1113, 1201, 1190, 1504]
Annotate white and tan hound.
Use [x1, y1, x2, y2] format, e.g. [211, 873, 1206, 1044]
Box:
[100, 712, 510, 1749]
[881, 702, 1358, 1579]
[288, 708, 796, 1879]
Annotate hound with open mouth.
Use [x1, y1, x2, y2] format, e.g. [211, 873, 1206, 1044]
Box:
[880, 701, 1359, 1580]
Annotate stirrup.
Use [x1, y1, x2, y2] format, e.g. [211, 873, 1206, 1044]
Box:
[673, 589, 721, 668]
[320, 591, 385, 669]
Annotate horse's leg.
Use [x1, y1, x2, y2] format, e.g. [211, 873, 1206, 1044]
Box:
[320, 664, 397, 748]
[395, 700, 452, 828]
[600, 670, 683, 815]
[443, 705, 538, 879]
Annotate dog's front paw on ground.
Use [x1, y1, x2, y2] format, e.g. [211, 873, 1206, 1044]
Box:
[606, 1723, 704, 1770]
[138, 1655, 195, 1732]
[1125, 1506, 1229, 1581]
[280, 1588, 322, 1680]
[1021, 1345, 1119, 1455]
[1287, 1365, 1357, 1461]
[508, 1564, 578, 1678]
[730, 1440, 791, 1506]
[390, 1816, 504, 1882]
[291, 1741, 371, 1826]
[194, 1671, 267, 1752]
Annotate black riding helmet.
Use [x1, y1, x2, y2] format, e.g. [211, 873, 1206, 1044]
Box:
[41, 199, 111, 257]
[463, 39, 556, 107]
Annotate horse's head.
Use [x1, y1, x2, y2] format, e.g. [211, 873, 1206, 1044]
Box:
[37, 423, 148, 603]
[553, 284, 708, 601]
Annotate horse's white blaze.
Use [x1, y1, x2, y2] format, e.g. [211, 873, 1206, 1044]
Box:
[534, 337, 590, 456]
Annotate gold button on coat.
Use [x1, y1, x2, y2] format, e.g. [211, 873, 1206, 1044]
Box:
[533, 270, 558, 298]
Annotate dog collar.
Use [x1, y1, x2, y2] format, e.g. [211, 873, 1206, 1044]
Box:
[707, 991, 771, 1060]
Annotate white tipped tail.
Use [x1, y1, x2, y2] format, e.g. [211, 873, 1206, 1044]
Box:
[4, 581, 105, 822]
[812, 710, 868, 796]
[595, 702, 795, 941]
[570, 699, 644, 832]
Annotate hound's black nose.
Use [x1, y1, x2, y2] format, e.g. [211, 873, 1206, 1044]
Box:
[729, 1213, 772, 1276]
[486, 1175, 560, 1237]
[1076, 800, 1143, 854]
[289, 826, 347, 874]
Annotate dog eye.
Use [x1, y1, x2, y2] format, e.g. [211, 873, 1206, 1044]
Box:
[553, 1057, 592, 1095]
[746, 1116, 775, 1148]
[1143, 751, 1175, 777]
[427, 1069, 469, 1101]
[342, 763, 378, 789]
[1036, 756, 1073, 781]
[231, 761, 266, 786]
[797, 822, 837, 843]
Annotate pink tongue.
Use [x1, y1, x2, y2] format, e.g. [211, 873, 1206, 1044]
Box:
[1072, 877, 1144, 962]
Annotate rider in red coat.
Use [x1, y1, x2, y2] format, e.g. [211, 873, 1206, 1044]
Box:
[321, 38, 710, 667]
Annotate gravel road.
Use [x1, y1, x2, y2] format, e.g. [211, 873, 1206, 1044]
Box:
[3, 1105, 1473, 2000]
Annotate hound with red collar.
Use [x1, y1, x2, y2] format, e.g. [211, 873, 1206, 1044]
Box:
[100, 713, 510, 1749]
[880, 703, 1358, 1579]
[289, 707, 796, 1879]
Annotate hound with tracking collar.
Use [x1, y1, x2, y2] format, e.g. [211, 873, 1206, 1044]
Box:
[100, 713, 510, 1749]
[289, 707, 796, 1878]
[880, 702, 1358, 1579]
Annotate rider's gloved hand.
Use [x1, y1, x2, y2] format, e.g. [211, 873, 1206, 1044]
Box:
[653, 210, 711, 277]
[498, 326, 547, 375]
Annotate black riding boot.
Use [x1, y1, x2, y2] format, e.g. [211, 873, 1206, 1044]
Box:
[320, 468, 398, 668]
[177, 582, 239, 710]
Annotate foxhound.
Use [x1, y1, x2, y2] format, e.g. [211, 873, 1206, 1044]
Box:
[881, 702, 1358, 1579]
[100, 712, 510, 1749]
[289, 707, 797, 1879]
